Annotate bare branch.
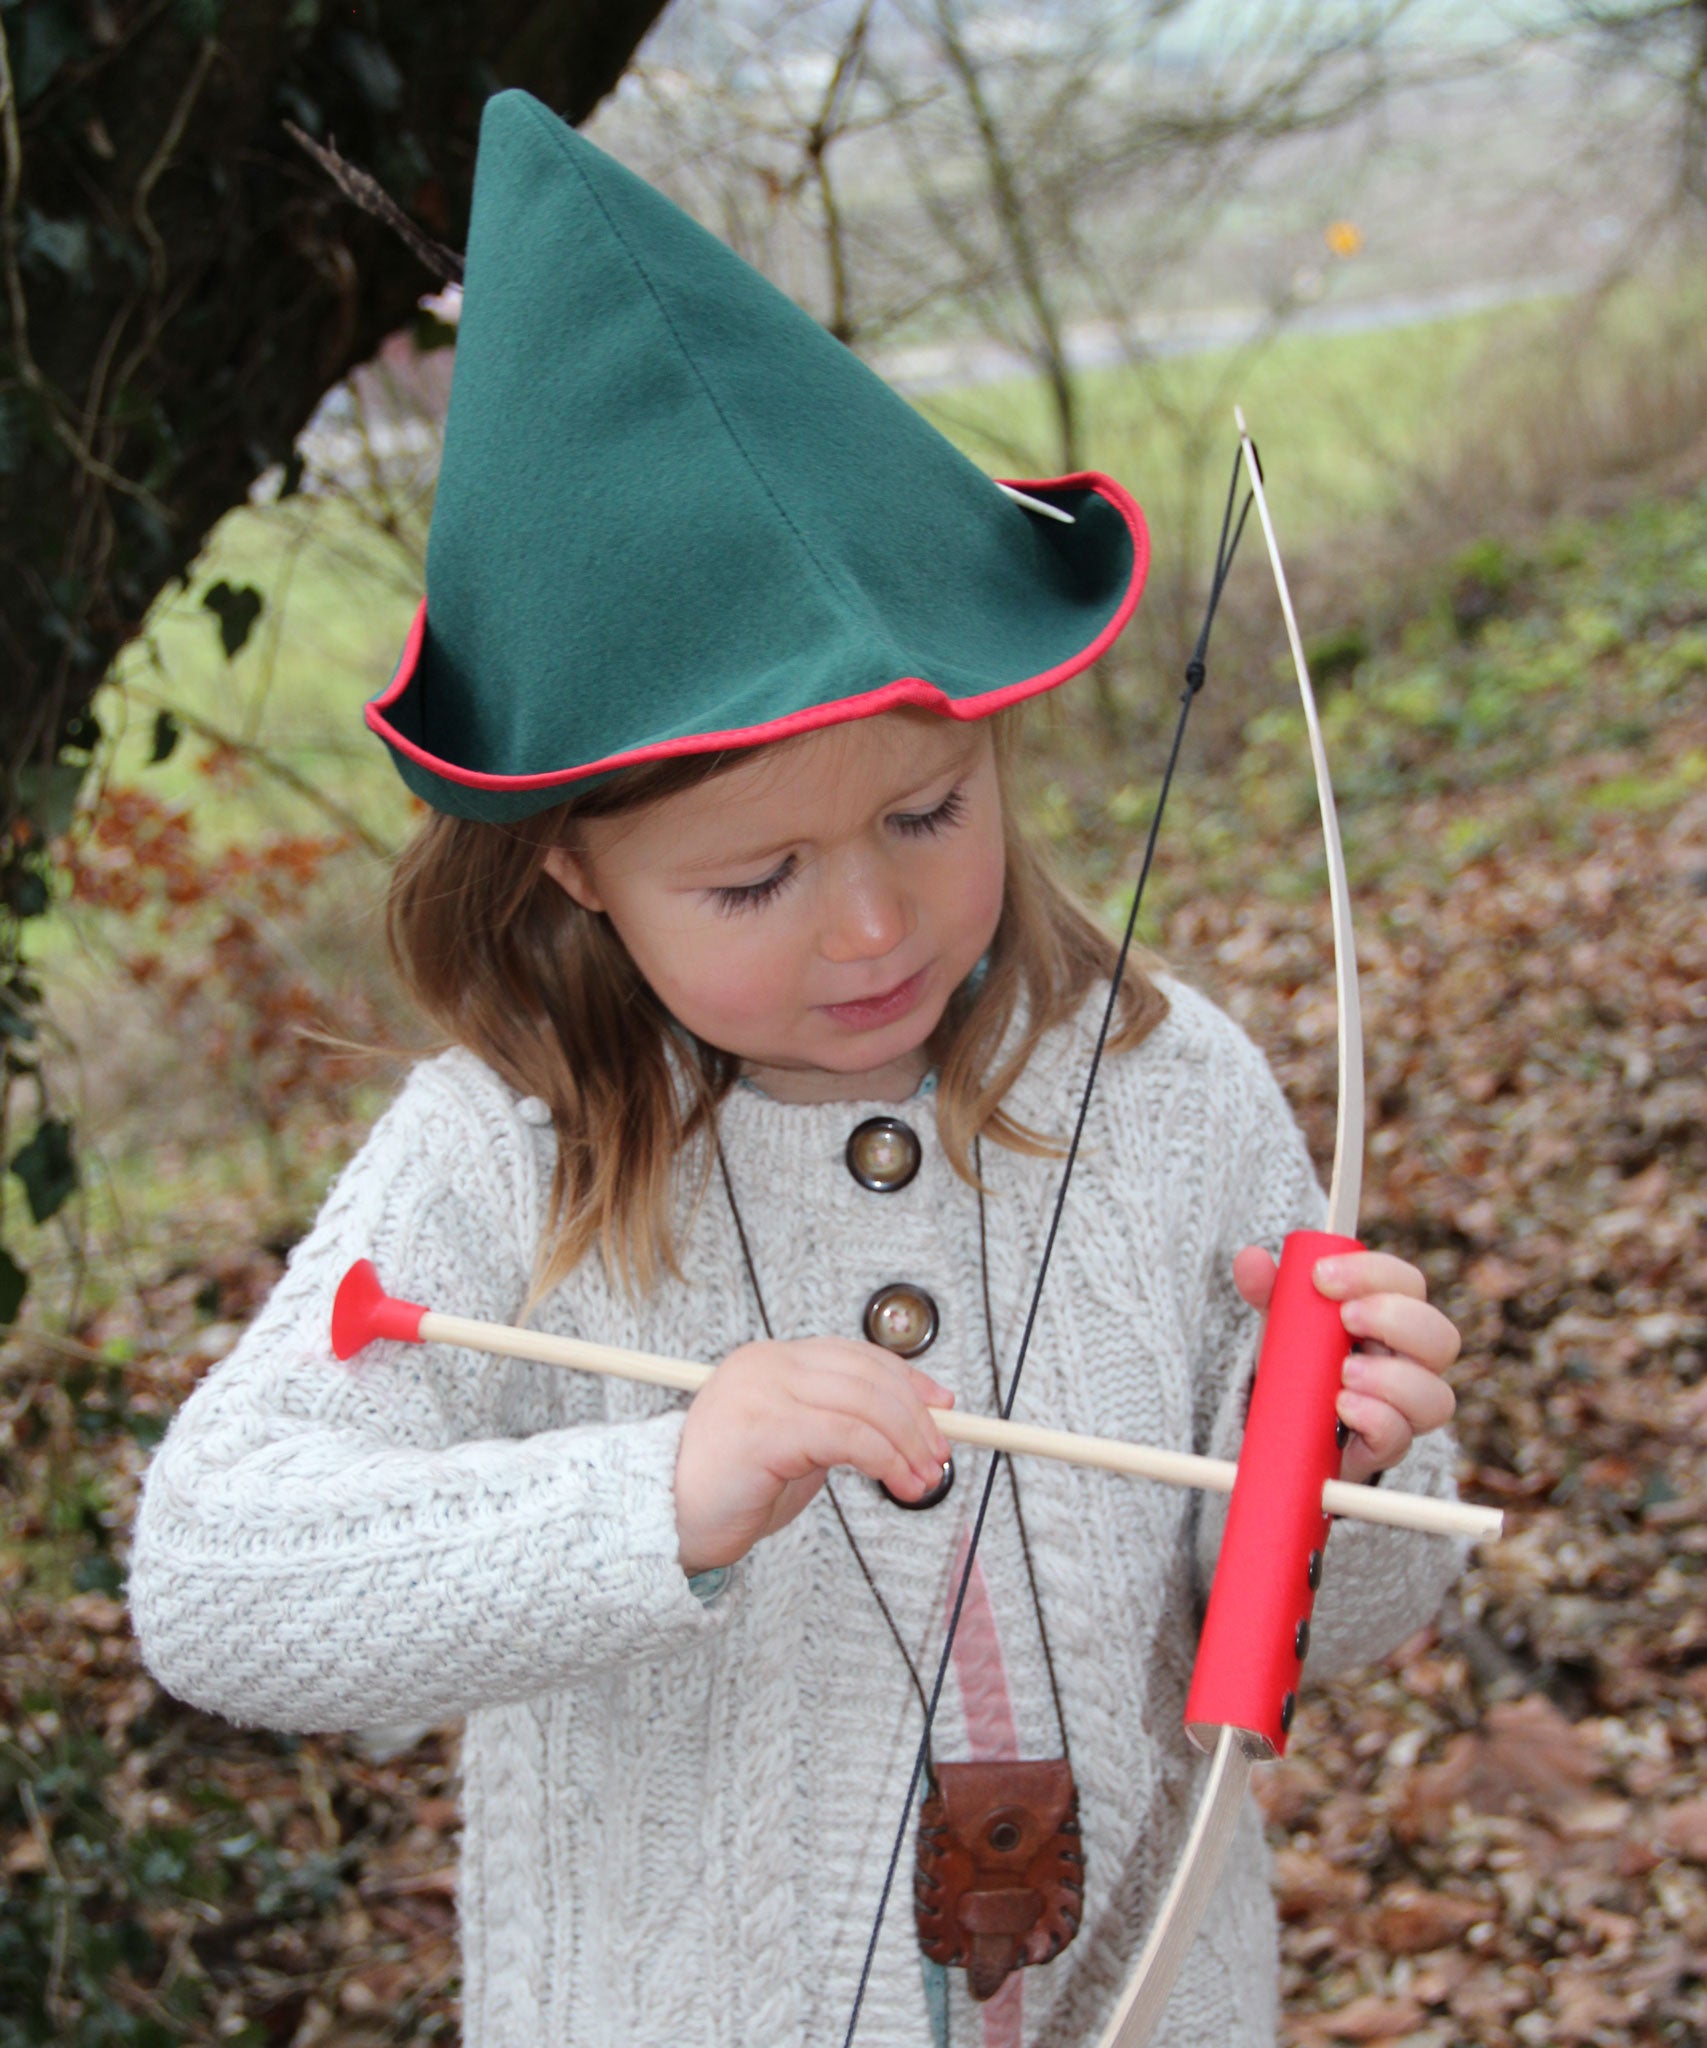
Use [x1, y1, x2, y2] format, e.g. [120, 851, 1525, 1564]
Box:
[283, 123, 465, 287]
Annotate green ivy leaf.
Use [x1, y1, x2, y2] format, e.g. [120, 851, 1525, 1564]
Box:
[6, 868, 50, 919]
[0, 1247, 26, 1326]
[172, 0, 223, 34]
[12, 1117, 77, 1225]
[149, 709, 181, 764]
[14, 4, 86, 108]
[74, 1552, 126, 1597]
[16, 759, 87, 839]
[333, 30, 404, 112]
[412, 308, 459, 354]
[60, 706, 102, 756]
[19, 207, 93, 286]
[201, 580, 264, 659]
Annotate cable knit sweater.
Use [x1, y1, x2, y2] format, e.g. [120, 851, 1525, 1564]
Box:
[130, 980, 1463, 2048]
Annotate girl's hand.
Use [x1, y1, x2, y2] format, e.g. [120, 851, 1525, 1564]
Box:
[674, 1338, 956, 1574]
[1232, 1246, 1460, 1485]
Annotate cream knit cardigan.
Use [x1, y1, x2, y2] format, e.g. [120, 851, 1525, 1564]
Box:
[130, 980, 1463, 2048]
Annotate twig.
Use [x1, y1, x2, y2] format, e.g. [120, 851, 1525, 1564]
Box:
[0, 23, 168, 512]
[123, 685, 396, 859]
[133, 37, 219, 298]
[18, 1781, 74, 2031]
[284, 122, 464, 286]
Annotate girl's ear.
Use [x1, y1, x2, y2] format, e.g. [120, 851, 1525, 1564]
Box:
[542, 845, 605, 914]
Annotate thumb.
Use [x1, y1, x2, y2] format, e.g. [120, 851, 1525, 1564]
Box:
[1233, 1243, 1278, 1313]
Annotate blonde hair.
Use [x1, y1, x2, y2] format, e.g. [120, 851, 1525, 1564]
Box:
[387, 717, 1167, 1298]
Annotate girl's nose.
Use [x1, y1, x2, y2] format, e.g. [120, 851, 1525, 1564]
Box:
[821, 854, 915, 963]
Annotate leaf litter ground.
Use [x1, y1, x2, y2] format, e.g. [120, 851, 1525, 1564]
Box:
[2, 488, 1704, 2045]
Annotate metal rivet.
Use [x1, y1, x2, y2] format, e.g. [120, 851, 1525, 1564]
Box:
[845, 1117, 922, 1192]
[1294, 1619, 1311, 1661]
[1335, 1418, 1351, 1450]
[881, 1458, 955, 1511]
[1280, 1691, 1296, 1736]
[988, 1819, 1022, 1853]
[1307, 1548, 1323, 1590]
[862, 1282, 939, 1358]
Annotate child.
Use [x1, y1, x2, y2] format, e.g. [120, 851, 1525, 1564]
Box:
[129, 92, 1464, 2048]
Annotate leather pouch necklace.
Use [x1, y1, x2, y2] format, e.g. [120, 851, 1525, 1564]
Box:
[717, 1133, 1085, 2009]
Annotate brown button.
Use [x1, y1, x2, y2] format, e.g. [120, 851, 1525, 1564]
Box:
[845, 1117, 921, 1192]
[883, 1458, 956, 1512]
[862, 1283, 939, 1358]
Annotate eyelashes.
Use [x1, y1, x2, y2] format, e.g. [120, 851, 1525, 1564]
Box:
[708, 782, 970, 916]
[711, 856, 797, 916]
[892, 785, 967, 839]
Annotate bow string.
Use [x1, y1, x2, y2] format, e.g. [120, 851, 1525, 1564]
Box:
[840, 446, 1257, 2046]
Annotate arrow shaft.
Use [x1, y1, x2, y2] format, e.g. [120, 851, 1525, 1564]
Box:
[412, 1309, 1497, 1540]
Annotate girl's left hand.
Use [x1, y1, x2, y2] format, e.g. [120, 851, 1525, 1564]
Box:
[1232, 1246, 1460, 1485]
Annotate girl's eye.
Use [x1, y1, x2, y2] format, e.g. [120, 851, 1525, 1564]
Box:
[710, 855, 797, 916]
[891, 784, 968, 838]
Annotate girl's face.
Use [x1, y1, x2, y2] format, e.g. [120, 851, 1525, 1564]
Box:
[546, 712, 1006, 1100]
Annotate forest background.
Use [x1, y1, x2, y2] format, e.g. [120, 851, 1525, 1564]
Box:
[2, 0, 1705, 2042]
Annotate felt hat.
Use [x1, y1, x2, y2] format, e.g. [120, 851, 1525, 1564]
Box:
[367, 90, 1149, 823]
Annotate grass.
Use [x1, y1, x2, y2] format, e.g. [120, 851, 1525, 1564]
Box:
[918, 297, 1525, 546]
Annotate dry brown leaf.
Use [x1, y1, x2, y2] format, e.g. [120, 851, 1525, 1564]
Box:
[1395, 1694, 1602, 1839]
[1274, 1845, 1373, 1919]
[1295, 1993, 1428, 2041]
[1369, 1885, 1487, 1954]
[1657, 1798, 1707, 1862]
[1549, 1968, 1631, 2042]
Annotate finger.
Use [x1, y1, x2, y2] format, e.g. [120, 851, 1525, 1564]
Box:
[1342, 1352, 1457, 1435]
[1340, 1294, 1462, 1373]
[1312, 1251, 1428, 1303]
[1335, 1388, 1413, 1478]
[908, 1365, 956, 1410]
[785, 1406, 945, 1502]
[781, 1362, 951, 1481]
[1233, 1244, 1278, 1312]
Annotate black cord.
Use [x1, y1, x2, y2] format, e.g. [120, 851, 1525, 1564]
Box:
[976, 1133, 1070, 1757]
[839, 449, 1255, 2045]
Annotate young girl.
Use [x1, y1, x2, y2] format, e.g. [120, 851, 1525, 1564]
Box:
[130, 92, 1464, 2048]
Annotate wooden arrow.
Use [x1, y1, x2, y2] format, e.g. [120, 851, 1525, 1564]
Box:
[333, 1260, 1500, 1542]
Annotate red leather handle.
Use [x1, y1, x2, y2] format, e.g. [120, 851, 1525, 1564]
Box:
[1183, 1227, 1361, 1758]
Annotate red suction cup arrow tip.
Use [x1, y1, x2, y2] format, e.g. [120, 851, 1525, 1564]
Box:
[332, 1260, 427, 1360]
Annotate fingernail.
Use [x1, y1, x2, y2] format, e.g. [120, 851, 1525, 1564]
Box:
[1343, 1354, 1370, 1387]
[1315, 1258, 1348, 1294]
[1341, 1300, 1371, 1335]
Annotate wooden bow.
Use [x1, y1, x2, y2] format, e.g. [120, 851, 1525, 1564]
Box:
[1094, 408, 1405, 2046]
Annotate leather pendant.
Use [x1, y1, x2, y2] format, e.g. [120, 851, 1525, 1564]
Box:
[914, 1759, 1085, 2001]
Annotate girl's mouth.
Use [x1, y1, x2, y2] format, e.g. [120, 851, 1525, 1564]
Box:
[819, 965, 930, 1031]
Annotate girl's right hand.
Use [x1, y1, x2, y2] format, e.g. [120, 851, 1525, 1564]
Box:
[674, 1339, 956, 1575]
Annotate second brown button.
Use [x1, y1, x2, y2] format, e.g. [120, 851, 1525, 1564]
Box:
[862, 1283, 940, 1359]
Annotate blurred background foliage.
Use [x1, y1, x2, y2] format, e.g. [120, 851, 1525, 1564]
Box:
[3, 1, 1707, 2042]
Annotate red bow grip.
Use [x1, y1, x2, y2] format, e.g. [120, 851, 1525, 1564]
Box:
[1183, 1227, 1362, 1758]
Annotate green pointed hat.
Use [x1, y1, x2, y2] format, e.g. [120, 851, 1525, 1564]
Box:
[368, 91, 1149, 823]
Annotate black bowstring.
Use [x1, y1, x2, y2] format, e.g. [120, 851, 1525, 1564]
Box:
[839, 448, 1255, 2045]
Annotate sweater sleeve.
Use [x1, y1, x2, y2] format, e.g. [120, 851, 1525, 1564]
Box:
[1180, 992, 1465, 1681]
[128, 1057, 723, 1735]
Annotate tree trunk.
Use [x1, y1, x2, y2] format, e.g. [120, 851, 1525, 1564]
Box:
[0, 0, 672, 794]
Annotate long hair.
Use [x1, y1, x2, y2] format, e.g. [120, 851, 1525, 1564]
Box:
[387, 716, 1167, 1299]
